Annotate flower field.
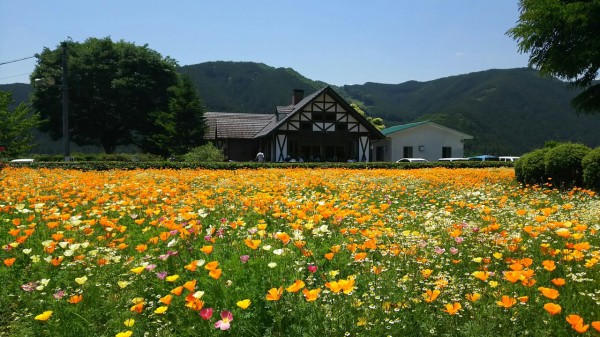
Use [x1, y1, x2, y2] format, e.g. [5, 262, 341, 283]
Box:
[1, 167, 599, 337]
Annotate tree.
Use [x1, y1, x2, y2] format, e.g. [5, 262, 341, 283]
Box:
[507, 0, 600, 114]
[350, 103, 386, 130]
[31, 37, 180, 153]
[140, 76, 207, 156]
[0, 91, 42, 158]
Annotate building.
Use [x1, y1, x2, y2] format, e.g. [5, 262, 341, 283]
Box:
[374, 121, 473, 162]
[204, 87, 386, 162]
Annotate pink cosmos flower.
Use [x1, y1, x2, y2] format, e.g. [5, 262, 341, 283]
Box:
[214, 310, 233, 330]
[240, 255, 250, 263]
[308, 265, 318, 273]
[200, 307, 213, 320]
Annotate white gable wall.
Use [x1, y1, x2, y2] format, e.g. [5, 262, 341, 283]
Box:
[387, 124, 468, 162]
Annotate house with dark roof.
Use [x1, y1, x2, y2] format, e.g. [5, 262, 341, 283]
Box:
[204, 87, 385, 162]
[374, 121, 473, 162]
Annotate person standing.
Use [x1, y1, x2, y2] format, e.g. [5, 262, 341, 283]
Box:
[255, 150, 265, 162]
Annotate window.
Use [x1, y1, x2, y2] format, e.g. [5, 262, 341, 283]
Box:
[442, 146, 452, 158]
[301, 122, 312, 131]
[403, 146, 413, 158]
[335, 122, 348, 131]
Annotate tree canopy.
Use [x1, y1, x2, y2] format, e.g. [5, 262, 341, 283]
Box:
[507, 0, 600, 114]
[30, 37, 198, 154]
[0, 91, 42, 158]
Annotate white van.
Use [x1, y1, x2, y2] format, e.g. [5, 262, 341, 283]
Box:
[499, 156, 519, 162]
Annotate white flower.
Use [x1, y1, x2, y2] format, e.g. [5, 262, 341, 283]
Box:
[273, 249, 284, 256]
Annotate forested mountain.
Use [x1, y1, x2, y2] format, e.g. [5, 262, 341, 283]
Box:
[2, 62, 600, 155]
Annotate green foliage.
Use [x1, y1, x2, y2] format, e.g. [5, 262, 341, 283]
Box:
[31, 38, 180, 154]
[507, 0, 600, 114]
[544, 143, 590, 189]
[0, 91, 42, 159]
[182, 143, 225, 162]
[514, 148, 549, 186]
[582, 147, 600, 191]
[350, 103, 386, 130]
[140, 76, 207, 156]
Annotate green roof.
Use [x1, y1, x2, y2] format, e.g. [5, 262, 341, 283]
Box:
[381, 121, 429, 136]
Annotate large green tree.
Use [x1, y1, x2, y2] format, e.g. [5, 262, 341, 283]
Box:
[31, 37, 181, 153]
[507, 0, 600, 114]
[0, 91, 42, 158]
[141, 76, 207, 156]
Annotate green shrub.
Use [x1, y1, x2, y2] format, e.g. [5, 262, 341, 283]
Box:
[544, 143, 590, 189]
[183, 143, 225, 162]
[514, 148, 549, 185]
[582, 147, 600, 191]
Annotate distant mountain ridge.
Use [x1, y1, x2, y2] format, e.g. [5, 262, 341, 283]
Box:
[2, 62, 600, 155]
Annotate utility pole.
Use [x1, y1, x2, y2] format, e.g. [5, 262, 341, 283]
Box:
[61, 42, 70, 162]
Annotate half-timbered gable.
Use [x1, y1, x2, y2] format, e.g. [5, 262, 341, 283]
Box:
[204, 86, 385, 162]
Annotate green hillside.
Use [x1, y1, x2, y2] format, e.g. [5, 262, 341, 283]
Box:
[343, 68, 600, 155]
[178, 61, 329, 113]
[2, 63, 599, 156]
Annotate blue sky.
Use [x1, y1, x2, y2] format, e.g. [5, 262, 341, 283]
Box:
[0, 0, 529, 86]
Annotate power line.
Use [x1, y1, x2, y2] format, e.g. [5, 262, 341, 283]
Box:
[0, 56, 35, 66]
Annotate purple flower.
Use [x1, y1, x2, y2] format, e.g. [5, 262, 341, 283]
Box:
[240, 255, 250, 263]
[214, 310, 233, 330]
[21, 282, 37, 292]
[450, 247, 459, 255]
[434, 246, 446, 255]
[145, 264, 157, 271]
[156, 271, 168, 280]
[53, 290, 65, 299]
[204, 235, 212, 242]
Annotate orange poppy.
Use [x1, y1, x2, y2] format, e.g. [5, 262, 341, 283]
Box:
[244, 238, 261, 250]
[209, 268, 222, 280]
[538, 287, 559, 300]
[159, 295, 173, 305]
[204, 261, 219, 271]
[543, 303, 561, 315]
[442, 302, 461, 315]
[286, 280, 305, 293]
[465, 293, 481, 302]
[423, 289, 441, 303]
[302, 288, 321, 302]
[497, 295, 517, 309]
[183, 280, 197, 292]
[68, 294, 83, 304]
[266, 287, 283, 301]
[3, 258, 16, 267]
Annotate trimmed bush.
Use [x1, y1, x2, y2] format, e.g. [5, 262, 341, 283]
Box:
[544, 143, 590, 189]
[582, 147, 600, 191]
[514, 148, 549, 185]
[183, 143, 225, 162]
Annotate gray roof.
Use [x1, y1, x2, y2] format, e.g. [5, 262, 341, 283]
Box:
[204, 112, 275, 139]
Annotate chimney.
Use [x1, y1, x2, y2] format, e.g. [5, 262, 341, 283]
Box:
[292, 89, 304, 105]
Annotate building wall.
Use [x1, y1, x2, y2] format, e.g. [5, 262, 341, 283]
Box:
[384, 124, 468, 162]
